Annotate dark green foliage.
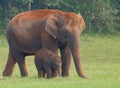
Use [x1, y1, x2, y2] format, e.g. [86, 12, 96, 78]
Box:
[0, 0, 119, 33]
[84, 0, 119, 33]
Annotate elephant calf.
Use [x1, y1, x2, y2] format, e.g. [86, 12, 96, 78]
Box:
[34, 48, 61, 78]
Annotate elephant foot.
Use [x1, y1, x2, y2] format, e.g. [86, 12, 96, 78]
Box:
[21, 74, 28, 77]
[62, 72, 69, 77]
[21, 72, 28, 77]
[2, 70, 12, 77]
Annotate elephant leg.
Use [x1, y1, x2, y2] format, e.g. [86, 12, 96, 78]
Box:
[60, 46, 71, 77]
[52, 69, 59, 77]
[2, 52, 16, 76]
[46, 68, 52, 78]
[38, 70, 44, 78]
[41, 71, 45, 78]
[17, 57, 28, 77]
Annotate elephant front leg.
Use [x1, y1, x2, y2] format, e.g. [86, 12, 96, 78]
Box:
[2, 53, 16, 76]
[60, 46, 71, 77]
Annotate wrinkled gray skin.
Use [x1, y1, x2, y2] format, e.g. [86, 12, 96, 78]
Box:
[2, 9, 87, 78]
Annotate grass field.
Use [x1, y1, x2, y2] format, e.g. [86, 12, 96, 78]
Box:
[0, 33, 120, 88]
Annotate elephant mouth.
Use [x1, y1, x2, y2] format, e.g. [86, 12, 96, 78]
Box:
[57, 39, 67, 48]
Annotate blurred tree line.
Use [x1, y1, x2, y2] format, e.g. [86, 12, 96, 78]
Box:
[0, 0, 119, 33]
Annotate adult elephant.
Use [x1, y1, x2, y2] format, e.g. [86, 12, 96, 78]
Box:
[2, 9, 87, 78]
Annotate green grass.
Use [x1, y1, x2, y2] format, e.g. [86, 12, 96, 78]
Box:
[0, 33, 120, 88]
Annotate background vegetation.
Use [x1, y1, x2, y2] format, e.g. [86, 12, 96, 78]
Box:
[0, 0, 120, 33]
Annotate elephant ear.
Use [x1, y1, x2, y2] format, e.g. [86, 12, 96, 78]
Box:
[45, 14, 58, 39]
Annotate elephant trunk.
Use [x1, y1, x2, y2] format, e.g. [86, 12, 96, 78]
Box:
[68, 35, 87, 78]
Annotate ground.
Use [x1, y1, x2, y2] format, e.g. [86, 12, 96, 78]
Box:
[0, 33, 120, 88]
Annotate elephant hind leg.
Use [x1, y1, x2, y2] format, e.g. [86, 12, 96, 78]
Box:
[12, 49, 28, 77]
[52, 69, 58, 77]
[2, 52, 16, 76]
[38, 70, 45, 78]
[17, 57, 28, 77]
[46, 68, 52, 79]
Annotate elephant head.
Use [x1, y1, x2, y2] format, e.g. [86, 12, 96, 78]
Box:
[45, 12, 86, 78]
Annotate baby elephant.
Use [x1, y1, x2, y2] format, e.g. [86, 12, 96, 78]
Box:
[34, 48, 61, 78]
